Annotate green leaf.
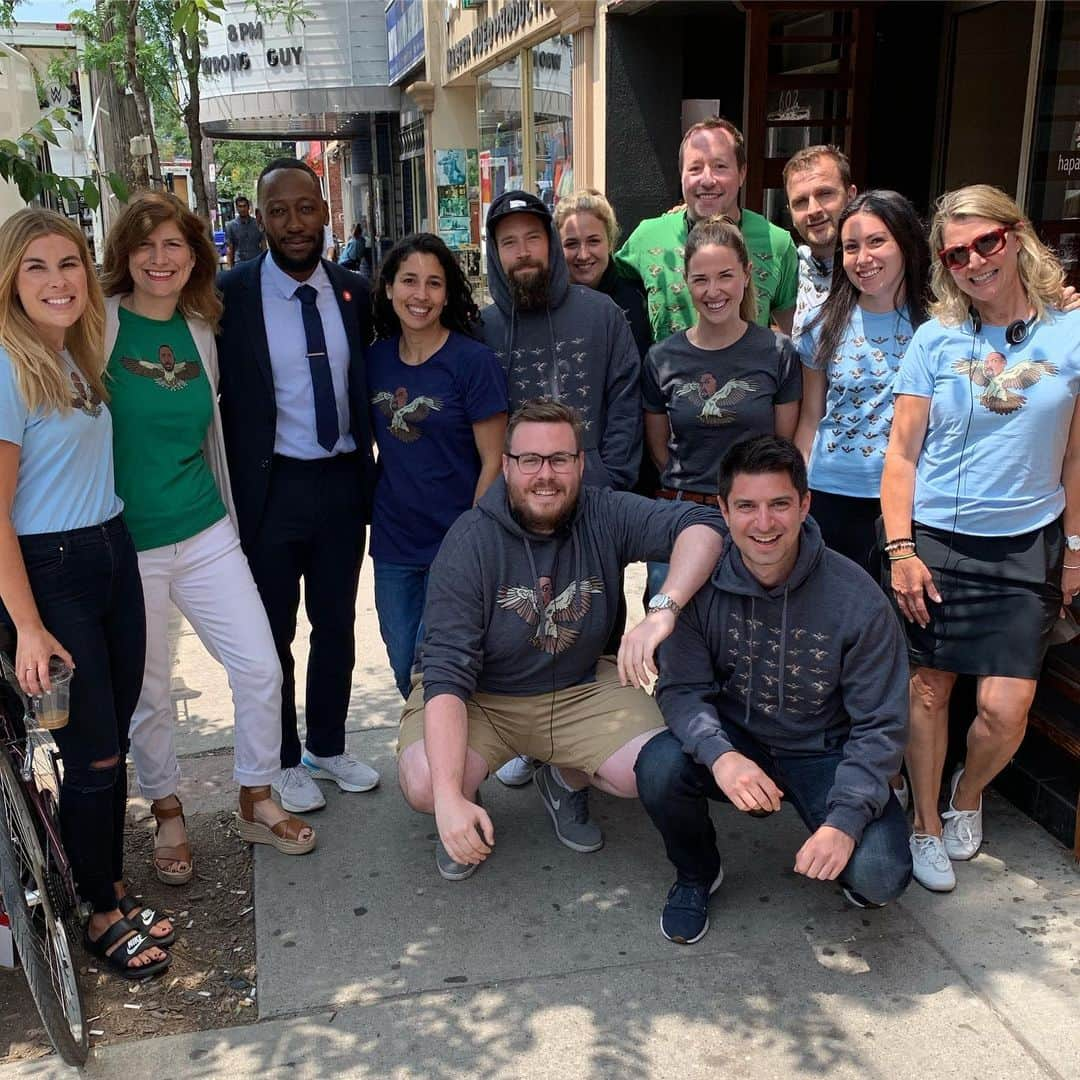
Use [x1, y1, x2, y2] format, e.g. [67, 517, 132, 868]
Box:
[59, 176, 82, 203]
[0, 139, 19, 157]
[82, 176, 101, 211]
[106, 171, 130, 203]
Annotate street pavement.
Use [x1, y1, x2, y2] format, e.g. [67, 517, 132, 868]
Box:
[2, 561, 1079, 1079]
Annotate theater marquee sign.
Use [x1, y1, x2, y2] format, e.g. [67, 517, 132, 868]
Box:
[445, 0, 559, 79]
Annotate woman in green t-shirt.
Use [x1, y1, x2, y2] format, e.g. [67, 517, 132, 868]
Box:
[102, 194, 316, 882]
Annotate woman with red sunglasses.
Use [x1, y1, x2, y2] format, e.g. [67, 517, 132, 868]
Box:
[881, 184, 1080, 894]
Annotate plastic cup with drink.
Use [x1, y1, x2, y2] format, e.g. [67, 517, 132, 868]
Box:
[30, 657, 73, 731]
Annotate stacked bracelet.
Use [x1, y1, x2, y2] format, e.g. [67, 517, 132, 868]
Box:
[889, 552, 917, 562]
[883, 537, 916, 559]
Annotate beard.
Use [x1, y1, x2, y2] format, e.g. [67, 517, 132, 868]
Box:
[509, 261, 551, 311]
[508, 481, 579, 535]
[267, 233, 322, 274]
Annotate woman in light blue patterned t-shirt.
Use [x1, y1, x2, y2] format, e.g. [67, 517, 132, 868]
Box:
[793, 191, 929, 583]
[882, 184, 1080, 895]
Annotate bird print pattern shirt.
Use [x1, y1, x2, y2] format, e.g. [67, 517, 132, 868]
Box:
[798, 305, 914, 499]
[367, 331, 507, 565]
[642, 323, 802, 494]
[895, 308, 1080, 536]
[107, 306, 225, 551]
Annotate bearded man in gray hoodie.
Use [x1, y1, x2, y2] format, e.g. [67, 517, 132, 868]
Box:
[479, 190, 642, 491]
[635, 435, 912, 944]
[397, 400, 726, 882]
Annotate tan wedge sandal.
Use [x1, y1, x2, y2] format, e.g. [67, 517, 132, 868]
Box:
[151, 796, 194, 886]
[236, 785, 317, 855]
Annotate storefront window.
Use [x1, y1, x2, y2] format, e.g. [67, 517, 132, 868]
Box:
[532, 34, 573, 207]
[478, 55, 525, 215]
[1028, 3, 1080, 286]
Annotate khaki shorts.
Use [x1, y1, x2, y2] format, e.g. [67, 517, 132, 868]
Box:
[397, 658, 664, 776]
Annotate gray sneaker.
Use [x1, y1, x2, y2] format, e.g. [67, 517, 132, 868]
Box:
[434, 791, 483, 881]
[534, 765, 603, 853]
[435, 840, 478, 881]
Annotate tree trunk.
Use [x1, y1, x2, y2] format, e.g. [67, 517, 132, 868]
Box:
[178, 26, 210, 221]
[123, 0, 161, 189]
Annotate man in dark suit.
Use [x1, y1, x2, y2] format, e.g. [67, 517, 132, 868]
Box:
[217, 158, 379, 814]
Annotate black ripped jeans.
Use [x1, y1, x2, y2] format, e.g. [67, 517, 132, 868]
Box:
[1, 516, 146, 913]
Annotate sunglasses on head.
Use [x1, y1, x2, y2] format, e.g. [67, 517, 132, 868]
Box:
[938, 224, 1017, 270]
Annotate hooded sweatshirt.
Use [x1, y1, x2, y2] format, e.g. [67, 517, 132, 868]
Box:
[656, 517, 908, 843]
[479, 193, 642, 490]
[421, 475, 724, 703]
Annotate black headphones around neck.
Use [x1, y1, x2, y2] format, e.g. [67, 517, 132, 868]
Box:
[968, 306, 1037, 346]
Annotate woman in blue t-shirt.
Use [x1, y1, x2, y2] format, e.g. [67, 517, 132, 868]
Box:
[882, 184, 1080, 894]
[793, 190, 929, 583]
[368, 234, 508, 697]
[0, 209, 171, 978]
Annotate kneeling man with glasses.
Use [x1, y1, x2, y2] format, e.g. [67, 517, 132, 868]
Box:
[635, 435, 913, 944]
[397, 399, 726, 880]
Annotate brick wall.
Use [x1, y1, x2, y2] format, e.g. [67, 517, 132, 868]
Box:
[327, 152, 346, 247]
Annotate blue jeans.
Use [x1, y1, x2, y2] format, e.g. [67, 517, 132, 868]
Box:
[635, 728, 912, 904]
[646, 561, 668, 602]
[373, 561, 429, 698]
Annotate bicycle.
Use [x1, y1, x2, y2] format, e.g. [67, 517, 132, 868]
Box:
[0, 645, 89, 1066]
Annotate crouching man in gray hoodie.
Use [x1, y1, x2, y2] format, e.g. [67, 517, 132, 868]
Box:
[635, 435, 912, 944]
[398, 399, 726, 881]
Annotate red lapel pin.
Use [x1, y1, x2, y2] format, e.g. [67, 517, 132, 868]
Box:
[343, 290, 352, 302]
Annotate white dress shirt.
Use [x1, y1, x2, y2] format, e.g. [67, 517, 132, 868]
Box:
[260, 252, 356, 459]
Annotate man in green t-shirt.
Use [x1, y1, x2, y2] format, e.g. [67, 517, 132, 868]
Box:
[615, 118, 798, 343]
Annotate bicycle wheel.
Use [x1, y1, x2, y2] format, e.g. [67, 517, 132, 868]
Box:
[0, 750, 88, 1066]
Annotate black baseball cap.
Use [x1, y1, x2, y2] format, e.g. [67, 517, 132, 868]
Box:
[486, 190, 551, 234]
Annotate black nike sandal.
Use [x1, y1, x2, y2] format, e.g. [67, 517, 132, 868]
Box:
[83, 916, 171, 980]
[117, 894, 176, 947]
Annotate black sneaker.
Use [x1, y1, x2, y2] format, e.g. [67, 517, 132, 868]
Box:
[660, 868, 724, 944]
[842, 886, 885, 910]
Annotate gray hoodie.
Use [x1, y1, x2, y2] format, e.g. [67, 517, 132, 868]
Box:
[656, 517, 908, 843]
[421, 476, 724, 703]
[479, 208, 642, 490]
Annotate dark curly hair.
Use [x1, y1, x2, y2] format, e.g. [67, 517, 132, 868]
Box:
[372, 233, 480, 339]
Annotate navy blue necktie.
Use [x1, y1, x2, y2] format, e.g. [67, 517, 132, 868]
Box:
[295, 283, 339, 452]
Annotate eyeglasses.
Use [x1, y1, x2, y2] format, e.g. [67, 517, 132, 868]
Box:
[505, 451, 580, 474]
[938, 225, 1015, 270]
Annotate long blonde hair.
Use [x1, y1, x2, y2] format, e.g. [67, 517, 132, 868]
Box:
[0, 208, 106, 413]
[929, 184, 1066, 325]
[102, 192, 223, 332]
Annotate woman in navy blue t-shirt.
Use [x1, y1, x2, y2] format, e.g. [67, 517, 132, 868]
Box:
[368, 235, 508, 696]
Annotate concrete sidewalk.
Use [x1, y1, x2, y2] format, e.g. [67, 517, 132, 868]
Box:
[3, 562, 1079, 1078]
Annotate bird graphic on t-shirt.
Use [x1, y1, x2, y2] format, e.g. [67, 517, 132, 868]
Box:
[69, 370, 103, 417]
[496, 576, 605, 655]
[119, 345, 200, 391]
[673, 372, 758, 425]
[371, 387, 442, 443]
[952, 353, 1058, 415]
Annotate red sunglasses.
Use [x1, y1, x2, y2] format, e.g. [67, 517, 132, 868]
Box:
[938, 225, 1018, 270]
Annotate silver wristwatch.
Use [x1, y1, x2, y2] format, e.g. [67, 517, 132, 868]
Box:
[647, 594, 682, 618]
[1067, 534, 1080, 553]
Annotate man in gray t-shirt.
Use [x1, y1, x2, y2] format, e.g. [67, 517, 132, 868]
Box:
[225, 196, 265, 266]
[642, 323, 802, 496]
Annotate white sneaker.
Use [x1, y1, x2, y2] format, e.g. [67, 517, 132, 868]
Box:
[909, 833, 956, 892]
[892, 775, 910, 813]
[273, 765, 326, 813]
[495, 756, 535, 787]
[941, 767, 982, 861]
[301, 751, 380, 793]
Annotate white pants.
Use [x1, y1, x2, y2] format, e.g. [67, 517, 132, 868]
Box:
[129, 516, 282, 796]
